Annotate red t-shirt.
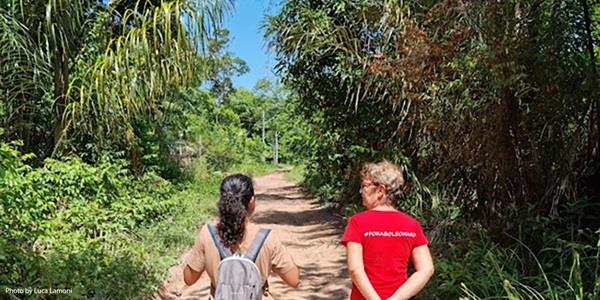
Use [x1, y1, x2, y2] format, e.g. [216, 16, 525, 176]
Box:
[340, 210, 428, 300]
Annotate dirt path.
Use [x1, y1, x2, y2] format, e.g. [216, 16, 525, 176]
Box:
[155, 170, 351, 300]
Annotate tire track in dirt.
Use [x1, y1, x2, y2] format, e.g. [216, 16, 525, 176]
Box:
[155, 170, 350, 299]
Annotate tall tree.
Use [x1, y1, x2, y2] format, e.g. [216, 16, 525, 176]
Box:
[205, 28, 249, 103]
[267, 0, 599, 221]
[0, 0, 233, 163]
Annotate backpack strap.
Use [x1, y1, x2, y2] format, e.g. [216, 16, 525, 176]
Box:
[245, 228, 272, 262]
[206, 224, 232, 260]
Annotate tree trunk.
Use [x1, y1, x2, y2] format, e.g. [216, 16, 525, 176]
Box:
[581, 0, 599, 160]
[52, 52, 69, 153]
[130, 144, 144, 176]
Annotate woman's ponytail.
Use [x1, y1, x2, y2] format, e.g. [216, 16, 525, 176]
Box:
[216, 174, 254, 250]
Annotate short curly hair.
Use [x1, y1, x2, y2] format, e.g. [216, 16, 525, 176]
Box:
[360, 160, 406, 203]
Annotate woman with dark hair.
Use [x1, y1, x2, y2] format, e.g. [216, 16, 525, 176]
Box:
[341, 161, 434, 300]
[183, 174, 299, 298]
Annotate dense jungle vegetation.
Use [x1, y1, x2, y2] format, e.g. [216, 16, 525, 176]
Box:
[1, 0, 599, 299]
[0, 0, 310, 298]
[266, 0, 600, 299]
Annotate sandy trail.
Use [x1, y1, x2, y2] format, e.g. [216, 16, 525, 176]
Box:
[155, 170, 351, 300]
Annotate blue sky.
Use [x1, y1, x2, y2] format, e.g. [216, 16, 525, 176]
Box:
[224, 0, 280, 89]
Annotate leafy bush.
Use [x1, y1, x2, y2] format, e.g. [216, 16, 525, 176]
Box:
[0, 142, 175, 298]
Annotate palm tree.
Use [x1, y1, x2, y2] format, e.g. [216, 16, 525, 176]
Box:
[0, 0, 233, 161]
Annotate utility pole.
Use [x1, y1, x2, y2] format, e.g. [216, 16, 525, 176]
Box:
[262, 110, 265, 144]
[273, 131, 279, 164]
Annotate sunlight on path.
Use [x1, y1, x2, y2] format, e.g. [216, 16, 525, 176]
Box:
[155, 170, 350, 300]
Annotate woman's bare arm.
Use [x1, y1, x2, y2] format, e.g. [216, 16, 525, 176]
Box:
[279, 264, 300, 288]
[387, 245, 434, 300]
[347, 242, 382, 300]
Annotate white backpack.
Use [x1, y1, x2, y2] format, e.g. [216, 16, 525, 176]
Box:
[207, 224, 271, 300]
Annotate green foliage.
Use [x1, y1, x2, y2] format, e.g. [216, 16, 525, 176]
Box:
[205, 28, 250, 102]
[422, 229, 600, 300]
[268, 0, 599, 220]
[0, 0, 233, 161]
[214, 79, 314, 165]
[131, 79, 301, 179]
[0, 142, 174, 298]
[1, 1, 308, 298]
[270, 93, 317, 163]
[0, 76, 286, 296]
[183, 92, 267, 171]
[268, 0, 600, 298]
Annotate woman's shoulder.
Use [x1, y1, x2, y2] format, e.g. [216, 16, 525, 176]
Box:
[197, 223, 214, 242]
[246, 223, 277, 242]
[245, 223, 286, 257]
[350, 209, 371, 219]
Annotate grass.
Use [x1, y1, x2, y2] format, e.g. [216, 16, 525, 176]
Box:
[231, 161, 280, 177]
[282, 163, 305, 184]
[135, 175, 220, 287]
[420, 229, 600, 300]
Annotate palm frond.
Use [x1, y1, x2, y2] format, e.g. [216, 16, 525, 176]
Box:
[57, 0, 233, 151]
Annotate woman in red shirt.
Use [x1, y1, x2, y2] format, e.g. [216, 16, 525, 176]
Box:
[341, 161, 434, 300]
